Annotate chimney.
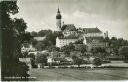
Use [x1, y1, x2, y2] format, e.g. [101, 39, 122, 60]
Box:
[104, 31, 108, 38]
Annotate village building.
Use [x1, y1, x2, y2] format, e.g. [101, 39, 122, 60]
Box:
[19, 58, 32, 69]
[56, 36, 78, 48]
[21, 43, 36, 52]
[33, 36, 46, 41]
[84, 37, 106, 51]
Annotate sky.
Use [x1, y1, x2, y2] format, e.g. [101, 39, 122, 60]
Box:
[12, 0, 128, 40]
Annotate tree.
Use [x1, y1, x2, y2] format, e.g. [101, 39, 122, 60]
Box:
[75, 44, 87, 54]
[70, 51, 83, 67]
[20, 32, 33, 43]
[31, 31, 37, 37]
[35, 41, 46, 51]
[91, 47, 107, 59]
[32, 39, 38, 47]
[46, 45, 60, 52]
[35, 53, 48, 66]
[92, 58, 102, 67]
[119, 46, 128, 62]
[1, 1, 29, 80]
[61, 43, 75, 56]
[74, 39, 83, 44]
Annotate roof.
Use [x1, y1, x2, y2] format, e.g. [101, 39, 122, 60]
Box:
[56, 8, 61, 19]
[83, 27, 102, 33]
[61, 24, 76, 31]
[58, 34, 78, 39]
[85, 37, 104, 43]
[19, 58, 31, 64]
[34, 36, 45, 41]
[56, 13, 62, 19]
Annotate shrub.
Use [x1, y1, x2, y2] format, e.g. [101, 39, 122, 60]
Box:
[92, 58, 102, 66]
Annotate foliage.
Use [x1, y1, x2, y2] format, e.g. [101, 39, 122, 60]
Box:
[92, 47, 106, 54]
[106, 37, 128, 55]
[31, 31, 38, 36]
[119, 46, 128, 62]
[20, 32, 33, 43]
[70, 51, 83, 67]
[61, 43, 75, 56]
[32, 39, 38, 47]
[1, 1, 29, 80]
[119, 46, 128, 57]
[46, 45, 60, 52]
[74, 39, 83, 44]
[35, 41, 46, 51]
[32, 31, 63, 51]
[35, 53, 48, 65]
[50, 51, 60, 58]
[75, 44, 87, 53]
[28, 53, 37, 68]
[28, 53, 35, 60]
[92, 58, 102, 66]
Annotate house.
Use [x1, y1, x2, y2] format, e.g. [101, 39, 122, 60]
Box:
[21, 43, 36, 52]
[19, 58, 32, 69]
[56, 36, 78, 48]
[84, 37, 106, 51]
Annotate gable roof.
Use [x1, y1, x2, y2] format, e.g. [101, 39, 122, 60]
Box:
[58, 34, 78, 39]
[83, 27, 102, 33]
[61, 24, 76, 31]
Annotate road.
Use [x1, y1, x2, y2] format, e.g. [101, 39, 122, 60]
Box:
[29, 68, 128, 81]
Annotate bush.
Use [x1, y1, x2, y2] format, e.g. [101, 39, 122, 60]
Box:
[124, 60, 128, 63]
[102, 60, 111, 64]
[92, 58, 102, 66]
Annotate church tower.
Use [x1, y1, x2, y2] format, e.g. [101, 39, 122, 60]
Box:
[56, 1, 62, 30]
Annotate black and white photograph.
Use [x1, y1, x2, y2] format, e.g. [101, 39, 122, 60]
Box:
[0, 0, 128, 81]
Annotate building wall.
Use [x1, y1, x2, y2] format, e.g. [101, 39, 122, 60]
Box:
[86, 42, 106, 51]
[83, 33, 103, 37]
[63, 31, 76, 37]
[56, 19, 61, 30]
[56, 37, 78, 48]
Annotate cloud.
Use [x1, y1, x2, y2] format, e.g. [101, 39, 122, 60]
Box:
[62, 10, 128, 39]
[12, 0, 128, 40]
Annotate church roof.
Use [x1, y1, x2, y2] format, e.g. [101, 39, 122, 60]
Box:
[56, 8, 61, 19]
[83, 27, 102, 33]
[56, 13, 62, 19]
[61, 24, 76, 31]
[58, 34, 78, 39]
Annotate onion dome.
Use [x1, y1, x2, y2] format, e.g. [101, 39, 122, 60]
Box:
[56, 8, 62, 19]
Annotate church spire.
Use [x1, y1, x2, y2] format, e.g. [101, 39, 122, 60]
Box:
[57, 0, 60, 13]
[57, 8, 60, 13]
[56, 0, 61, 19]
[56, 0, 62, 30]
